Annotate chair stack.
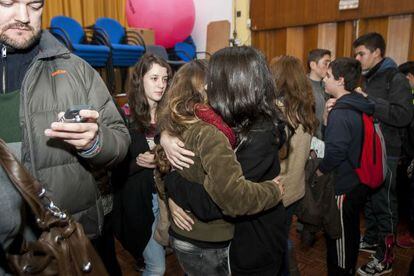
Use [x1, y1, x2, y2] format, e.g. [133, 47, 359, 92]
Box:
[94, 18, 145, 68]
[49, 16, 209, 92]
[173, 43, 211, 62]
[49, 16, 111, 68]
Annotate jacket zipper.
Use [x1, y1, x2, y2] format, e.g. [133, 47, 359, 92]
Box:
[21, 58, 39, 179]
[22, 52, 68, 179]
[1, 46, 6, 94]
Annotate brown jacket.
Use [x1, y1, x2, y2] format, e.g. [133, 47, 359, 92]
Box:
[280, 124, 311, 207]
[156, 121, 282, 242]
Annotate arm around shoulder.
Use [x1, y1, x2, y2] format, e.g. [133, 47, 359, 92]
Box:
[198, 126, 282, 217]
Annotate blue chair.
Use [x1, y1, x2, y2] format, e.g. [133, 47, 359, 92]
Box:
[173, 42, 196, 62]
[94, 17, 145, 68]
[49, 16, 111, 68]
[173, 39, 210, 62]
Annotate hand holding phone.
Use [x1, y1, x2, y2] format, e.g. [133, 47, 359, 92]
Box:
[45, 106, 100, 150]
[59, 105, 93, 123]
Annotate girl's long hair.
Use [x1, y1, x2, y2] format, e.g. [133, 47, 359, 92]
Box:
[157, 60, 207, 137]
[206, 46, 286, 145]
[270, 55, 318, 135]
[156, 60, 207, 175]
[127, 53, 172, 133]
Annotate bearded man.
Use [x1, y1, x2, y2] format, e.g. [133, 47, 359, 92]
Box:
[0, 1, 130, 274]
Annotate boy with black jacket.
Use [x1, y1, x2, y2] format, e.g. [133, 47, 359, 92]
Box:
[396, 61, 414, 249]
[316, 58, 374, 276]
[353, 33, 413, 276]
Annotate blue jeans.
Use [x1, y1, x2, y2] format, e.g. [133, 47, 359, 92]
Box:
[142, 193, 165, 276]
[171, 237, 230, 276]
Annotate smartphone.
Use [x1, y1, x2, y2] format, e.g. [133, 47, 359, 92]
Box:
[60, 105, 93, 123]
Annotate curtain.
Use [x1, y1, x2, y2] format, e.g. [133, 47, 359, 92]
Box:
[42, 0, 127, 29]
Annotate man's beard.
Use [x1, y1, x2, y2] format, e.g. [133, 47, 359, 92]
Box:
[0, 23, 41, 50]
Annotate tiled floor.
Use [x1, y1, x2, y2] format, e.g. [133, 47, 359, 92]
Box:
[116, 217, 414, 275]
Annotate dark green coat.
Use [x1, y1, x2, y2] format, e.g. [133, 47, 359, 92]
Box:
[19, 31, 130, 237]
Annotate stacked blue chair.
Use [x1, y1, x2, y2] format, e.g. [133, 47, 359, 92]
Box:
[94, 17, 145, 67]
[49, 16, 110, 68]
[173, 37, 211, 62]
[173, 42, 197, 62]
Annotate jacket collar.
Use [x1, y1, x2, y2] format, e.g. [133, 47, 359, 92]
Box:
[365, 57, 397, 80]
[36, 30, 71, 59]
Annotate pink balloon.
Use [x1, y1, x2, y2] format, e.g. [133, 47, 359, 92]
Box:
[126, 0, 195, 48]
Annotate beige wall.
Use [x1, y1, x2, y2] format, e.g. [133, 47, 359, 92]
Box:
[234, 0, 252, 46]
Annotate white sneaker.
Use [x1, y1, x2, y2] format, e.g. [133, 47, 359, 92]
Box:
[357, 256, 392, 276]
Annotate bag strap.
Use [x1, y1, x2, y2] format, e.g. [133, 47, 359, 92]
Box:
[0, 139, 51, 224]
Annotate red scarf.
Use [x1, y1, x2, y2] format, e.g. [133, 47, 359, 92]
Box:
[195, 104, 237, 149]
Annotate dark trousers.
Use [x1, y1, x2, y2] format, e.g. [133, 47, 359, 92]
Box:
[0, 245, 11, 275]
[91, 212, 123, 276]
[409, 172, 414, 234]
[364, 158, 399, 261]
[326, 184, 369, 276]
[281, 202, 298, 276]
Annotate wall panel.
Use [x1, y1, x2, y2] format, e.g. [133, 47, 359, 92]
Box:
[252, 29, 287, 61]
[336, 21, 355, 58]
[386, 15, 412, 65]
[252, 14, 414, 64]
[252, 23, 339, 63]
[286, 27, 304, 58]
[409, 16, 414, 61]
[265, 29, 287, 60]
[251, 0, 414, 30]
[357, 17, 388, 38]
[302, 25, 319, 62]
[318, 23, 338, 58]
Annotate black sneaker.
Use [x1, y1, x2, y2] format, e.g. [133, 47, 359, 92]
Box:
[357, 257, 392, 276]
[359, 240, 378, 254]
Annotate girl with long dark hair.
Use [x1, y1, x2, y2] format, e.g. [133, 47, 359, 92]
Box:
[112, 53, 172, 275]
